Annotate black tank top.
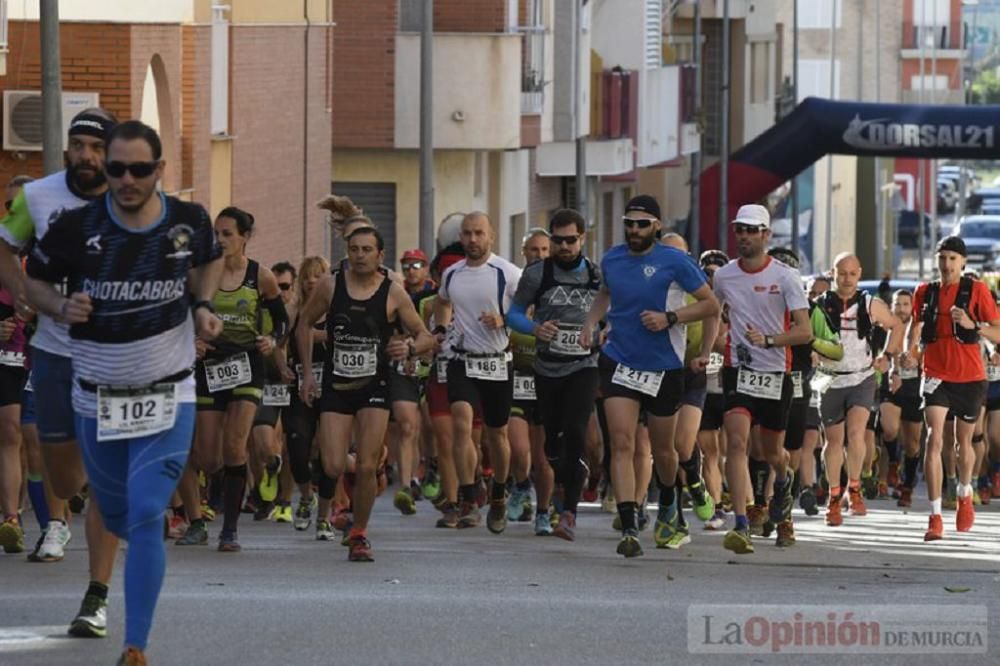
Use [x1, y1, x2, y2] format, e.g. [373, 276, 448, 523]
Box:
[326, 272, 394, 388]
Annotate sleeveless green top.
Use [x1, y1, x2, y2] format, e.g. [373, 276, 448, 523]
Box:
[511, 330, 536, 374]
[213, 259, 261, 350]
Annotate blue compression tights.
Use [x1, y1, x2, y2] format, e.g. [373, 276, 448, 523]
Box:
[75, 403, 195, 650]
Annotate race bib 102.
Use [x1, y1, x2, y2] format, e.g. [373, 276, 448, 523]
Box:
[97, 383, 178, 442]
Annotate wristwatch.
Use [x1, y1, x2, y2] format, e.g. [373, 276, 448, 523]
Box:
[192, 300, 215, 314]
[764, 335, 775, 349]
[664, 311, 679, 329]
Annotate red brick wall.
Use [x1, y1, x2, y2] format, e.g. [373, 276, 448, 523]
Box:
[181, 25, 211, 198]
[230, 26, 332, 267]
[435, 0, 508, 32]
[0, 21, 132, 186]
[331, 0, 396, 149]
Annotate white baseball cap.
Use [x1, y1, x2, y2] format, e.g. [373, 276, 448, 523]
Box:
[731, 204, 770, 230]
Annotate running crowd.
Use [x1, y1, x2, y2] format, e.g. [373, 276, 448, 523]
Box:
[1, 109, 999, 665]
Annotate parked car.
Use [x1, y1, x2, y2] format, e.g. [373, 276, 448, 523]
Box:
[896, 210, 932, 249]
[965, 187, 1000, 215]
[953, 216, 1000, 272]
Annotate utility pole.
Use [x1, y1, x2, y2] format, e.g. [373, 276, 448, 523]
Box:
[574, 0, 588, 222]
[40, 0, 63, 175]
[419, 0, 435, 253]
[718, 0, 730, 254]
[929, 0, 938, 268]
[917, 0, 926, 279]
[824, 0, 837, 271]
[689, 0, 702, 255]
[874, 0, 885, 278]
[791, 0, 799, 257]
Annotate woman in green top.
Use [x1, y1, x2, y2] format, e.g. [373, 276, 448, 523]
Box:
[177, 207, 288, 552]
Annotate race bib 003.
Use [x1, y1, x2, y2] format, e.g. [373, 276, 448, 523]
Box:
[736, 367, 783, 401]
[465, 354, 508, 382]
[97, 383, 178, 442]
[204, 353, 252, 393]
[611, 363, 664, 397]
[333, 343, 378, 378]
[513, 372, 536, 400]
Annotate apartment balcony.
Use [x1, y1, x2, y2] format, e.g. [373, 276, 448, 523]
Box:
[534, 137, 634, 177]
[395, 32, 522, 150]
[901, 22, 964, 59]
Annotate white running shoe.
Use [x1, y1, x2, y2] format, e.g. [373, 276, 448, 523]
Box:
[38, 520, 71, 562]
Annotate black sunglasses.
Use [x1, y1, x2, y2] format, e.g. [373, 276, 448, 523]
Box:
[105, 161, 159, 179]
[622, 217, 654, 229]
[277, 282, 293, 291]
[733, 224, 763, 235]
[402, 261, 425, 271]
[550, 234, 580, 246]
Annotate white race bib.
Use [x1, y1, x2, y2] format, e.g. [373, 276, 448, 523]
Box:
[922, 376, 943, 396]
[737, 367, 784, 401]
[513, 372, 536, 400]
[898, 365, 920, 381]
[204, 353, 252, 393]
[810, 371, 835, 395]
[809, 390, 821, 409]
[989, 365, 1000, 383]
[436, 357, 449, 384]
[97, 384, 178, 442]
[611, 363, 664, 397]
[706, 353, 724, 375]
[465, 354, 508, 381]
[791, 371, 804, 400]
[0, 350, 25, 367]
[262, 384, 290, 407]
[333, 343, 378, 378]
[549, 325, 588, 356]
[295, 363, 324, 398]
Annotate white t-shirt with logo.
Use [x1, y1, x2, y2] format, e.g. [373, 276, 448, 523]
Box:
[438, 254, 521, 357]
[713, 257, 809, 373]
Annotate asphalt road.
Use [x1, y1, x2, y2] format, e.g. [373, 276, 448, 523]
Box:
[1, 488, 999, 666]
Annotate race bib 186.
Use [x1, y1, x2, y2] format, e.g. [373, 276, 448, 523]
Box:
[513, 372, 536, 400]
[737, 367, 783, 401]
[333, 343, 378, 378]
[204, 353, 252, 393]
[465, 354, 508, 381]
[611, 363, 664, 397]
[97, 383, 177, 442]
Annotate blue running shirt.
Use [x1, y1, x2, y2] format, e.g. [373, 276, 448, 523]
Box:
[601, 244, 707, 372]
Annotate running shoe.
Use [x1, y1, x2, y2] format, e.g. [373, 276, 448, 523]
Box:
[703, 509, 726, 531]
[0, 516, 24, 554]
[956, 496, 975, 532]
[393, 488, 417, 516]
[409, 479, 424, 502]
[241, 491, 258, 515]
[688, 482, 715, 522]
[582, 476, 600, 503]
[253, 500, 273, 522]
[978, 485, 991, 506]
[747, 505, 767, 536]
[316, 520, 335, 541]
[259, 455, 282, 504]
[943, 478, 958, 510]
[877, 482, 890, 500]
[26, 533, 45, 562]
[68, 593, 108, 638]
[637, 503, 649, 531]
[848, 488, 867, 516]
[825, 498, 843, 527]
[799, 486, 819, 516]
[861, 474, 879, 500]
[294, 497, 315, 531]
[518, 494, 534, 522]
[897, 487, 913, 508]
[599, 480, 616, 514]
[436, 503, 459, 529]
[273, 502, 293, 523]
[331, 507, 352, 532]
[421, 471, 441, 501]
[616, 528, 643, 558]
[723, 528, 754, 554]
[116, 647, 146, 666]
[653, 505, 681, 549]
[37, 520, 71, 561]
[534, 510, 553, 536]
[486, 498, 507, 534]
[924, 514, 944, 541]
[506, 486, 527, 522]
[217, 530, 241, 552]
[432, 493, 451, 512]
[200, 502, 216, 522]
[347, 534, 374, 562]
[775, 520, 796, 547]
[887, 462, 900, 490]
[664, 525, 691, 550]
[167, 515, 188, 540]
[553, 511, 576, 542]
[719, 490, 733, 513]
[176, 521, 208, 546]
[457, 501, 480, 529]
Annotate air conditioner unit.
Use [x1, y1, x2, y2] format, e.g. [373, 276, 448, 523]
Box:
[3, 90, 101, 152]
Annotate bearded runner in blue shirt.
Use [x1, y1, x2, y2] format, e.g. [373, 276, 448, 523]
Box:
[581, 195, 719, 558]
[25, 121, 223, 666]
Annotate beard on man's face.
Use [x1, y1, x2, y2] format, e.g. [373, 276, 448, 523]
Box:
[68, 161, 106, 192]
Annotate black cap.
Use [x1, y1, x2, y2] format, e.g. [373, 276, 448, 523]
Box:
[624, 195, 661, 221]
[699, 249, 729, 269]
[936, 235, 967, 257]
[768, 246, 800, 269]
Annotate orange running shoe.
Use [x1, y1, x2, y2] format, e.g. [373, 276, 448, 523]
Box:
[924, 514, 943, 541]
[887, 462, 900, 490]
[978, 485, 991, 506]
[848, 488, 867, 516]
[825, 498, 843, 527]
[897, 487, 913, 508]
[993, 472, 1000, 498]
[956, 496, 975, 532]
